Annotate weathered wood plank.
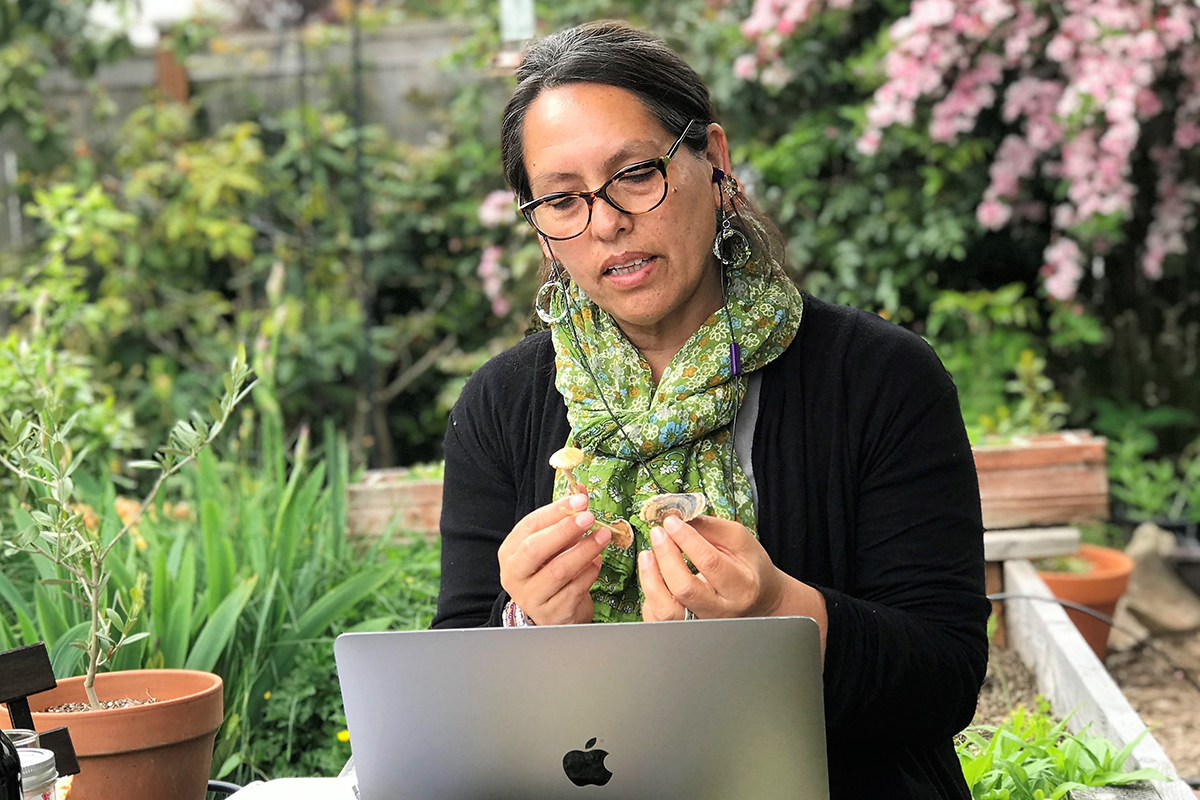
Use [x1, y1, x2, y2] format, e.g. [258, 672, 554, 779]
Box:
[982, 496, 1110, 530]
[976, 466, 1109, 499]
[1004, 559, 1195, 800]
[986, 562, 1006, 647]
[972, 433, 1107, 470]
[984, 527, 1081, 561]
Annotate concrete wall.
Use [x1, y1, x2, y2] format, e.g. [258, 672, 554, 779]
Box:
[0, 20, 481, 250]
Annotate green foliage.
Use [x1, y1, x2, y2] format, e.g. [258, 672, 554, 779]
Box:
[0, 0, 131, 165]
[1106, 434, 1200, 523]
[241, 539, 440, 781]
[958, 698, 1168, 799]
[9, 94, 530, 466]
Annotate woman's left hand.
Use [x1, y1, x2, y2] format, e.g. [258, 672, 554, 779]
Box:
[637, 514, 786, 621]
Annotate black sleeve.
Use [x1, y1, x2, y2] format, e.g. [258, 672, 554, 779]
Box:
[430, 357, 522, 629]
[430, 406, 511, 629]
[818, 326, 990, 744]
[430, 334, 564, 629]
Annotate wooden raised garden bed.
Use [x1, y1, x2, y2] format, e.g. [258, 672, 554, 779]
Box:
[974, 430, 1109, 531]
[345, 468, 442, 542]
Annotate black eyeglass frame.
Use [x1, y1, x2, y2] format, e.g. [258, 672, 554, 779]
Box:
[518, 119, 703, 241]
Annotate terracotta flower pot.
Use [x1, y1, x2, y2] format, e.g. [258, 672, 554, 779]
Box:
[1038, 544, 1134, 660]
[1, 669, 222, 800]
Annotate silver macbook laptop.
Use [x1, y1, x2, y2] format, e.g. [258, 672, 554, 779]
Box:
[334, 616, 829, 800]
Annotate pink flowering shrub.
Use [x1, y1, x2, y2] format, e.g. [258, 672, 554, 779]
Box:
[739, 0, 1200, 302]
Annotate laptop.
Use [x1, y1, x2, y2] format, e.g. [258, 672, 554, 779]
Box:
[334, 616, 829, 800]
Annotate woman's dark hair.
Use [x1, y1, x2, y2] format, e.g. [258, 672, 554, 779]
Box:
[500, 20, 787, 279]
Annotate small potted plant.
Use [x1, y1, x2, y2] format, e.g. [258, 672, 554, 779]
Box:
[1035, 545, 1135, 660]
[0, 348, 254, 800]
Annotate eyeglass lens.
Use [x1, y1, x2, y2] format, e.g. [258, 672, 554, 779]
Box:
[527, 163, 668, 240]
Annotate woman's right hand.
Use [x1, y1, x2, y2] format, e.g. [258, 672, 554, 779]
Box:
[498, 492, 610, 625]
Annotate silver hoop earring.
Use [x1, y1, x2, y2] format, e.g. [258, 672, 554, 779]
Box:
[535, 271, 568, 325]
[713, 206, 751, 269]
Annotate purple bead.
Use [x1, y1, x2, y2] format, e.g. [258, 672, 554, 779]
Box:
[729, 342, 742, 376]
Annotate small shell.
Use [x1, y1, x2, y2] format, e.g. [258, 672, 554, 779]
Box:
[608, 519, 633, 550]
[639, 493, 708, 525]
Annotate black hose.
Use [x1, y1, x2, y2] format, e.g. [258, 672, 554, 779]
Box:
[986, 592, 1200, 696]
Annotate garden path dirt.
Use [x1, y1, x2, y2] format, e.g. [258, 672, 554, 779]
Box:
[974, 637, 1200, 797]
[1106, 633, 1200, 788]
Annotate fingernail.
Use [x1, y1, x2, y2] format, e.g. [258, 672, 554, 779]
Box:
[663, 515, 681, 533]
[638, 550, 652, 569]
[595, 527, 611, 546]
[650, 527, 665, 546]
[568, 493, 588, 510]
[575, 511, 595, 529]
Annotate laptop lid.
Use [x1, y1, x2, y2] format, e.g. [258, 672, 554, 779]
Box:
[335, 617, 829, 800]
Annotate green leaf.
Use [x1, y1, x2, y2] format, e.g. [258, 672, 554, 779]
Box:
[49, 621, 90, 679]
[162, 543, 197, 669]
[184, 575, 258, 673]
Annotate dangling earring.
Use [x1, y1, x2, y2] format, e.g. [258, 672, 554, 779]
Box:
[535, 261, 569, 325]
[713, 188, 751, 270]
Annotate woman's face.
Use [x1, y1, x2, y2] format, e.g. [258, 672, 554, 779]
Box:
[522, 83, 730, 342]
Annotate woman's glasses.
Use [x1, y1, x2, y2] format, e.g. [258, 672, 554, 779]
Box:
[519, 119, 701, 241]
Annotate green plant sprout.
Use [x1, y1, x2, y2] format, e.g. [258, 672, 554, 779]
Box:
[0, 347, 255, 709]
[957, 697, 1168, 799]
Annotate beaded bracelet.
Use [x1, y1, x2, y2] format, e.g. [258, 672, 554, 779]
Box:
[502, 600, 535, 627]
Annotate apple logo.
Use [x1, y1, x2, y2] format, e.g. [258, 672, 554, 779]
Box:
[562, 737, 613, 787]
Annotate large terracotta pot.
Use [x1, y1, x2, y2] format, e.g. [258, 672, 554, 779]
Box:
[1, 669, 222, 800]
[1038, 544, 1134, 660]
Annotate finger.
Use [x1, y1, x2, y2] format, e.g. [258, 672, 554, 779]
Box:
[524, 527, 611, 606]
[505, 493, 590, 548]
[686, 514, 750, 549]
[662, 515, 738, 587]
[649, 524, 711, 609]
[638, 549, 684, 621]
[540, 556, 603, 622]
[507, 508, 598, 581]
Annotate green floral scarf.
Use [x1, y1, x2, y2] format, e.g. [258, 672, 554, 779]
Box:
[548, 259, 804, 622]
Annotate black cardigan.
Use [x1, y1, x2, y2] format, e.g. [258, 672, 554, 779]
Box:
[433, 294, 991, 799]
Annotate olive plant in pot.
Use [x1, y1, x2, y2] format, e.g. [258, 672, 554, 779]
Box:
[0, 348, 255, 800]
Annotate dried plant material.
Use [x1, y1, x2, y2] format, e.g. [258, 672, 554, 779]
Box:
[549, 447, 585, 494]
[639, 493, 707, 525]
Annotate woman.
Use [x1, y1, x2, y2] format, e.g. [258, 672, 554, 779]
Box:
[433, 20, 990, 799]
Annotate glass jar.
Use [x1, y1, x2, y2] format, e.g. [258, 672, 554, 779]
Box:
[0, 733, 37, 750]
[16, 749, 55, 800]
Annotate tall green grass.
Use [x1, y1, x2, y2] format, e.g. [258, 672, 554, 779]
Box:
[1, 406, 441, 783]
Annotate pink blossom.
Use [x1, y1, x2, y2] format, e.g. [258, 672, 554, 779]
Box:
[1046, 34, 1074, 62]
[733, 54, 759, 81]
[1043, 238, 1084, 301]
[760, 61, 794, 88]
[976, 199, 1013, 229]
[478, 190, 516, 228]
[1175, 122, 1200, 149]
[741, 0, 1199, 299]
[856, 129, 882, 156]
